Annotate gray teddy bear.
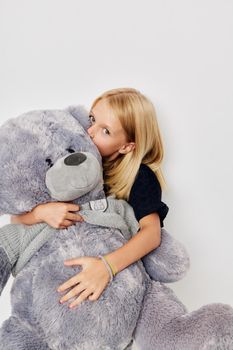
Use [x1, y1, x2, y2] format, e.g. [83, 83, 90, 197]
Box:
[0, 106, 233, 350]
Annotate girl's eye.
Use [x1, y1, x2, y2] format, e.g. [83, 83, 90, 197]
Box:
[103, 128, 110, 135]
[89, 115, 95, 123]
[88, 114, 110, 135]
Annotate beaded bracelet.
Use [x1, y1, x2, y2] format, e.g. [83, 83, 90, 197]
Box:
[98, 255, 113, 282]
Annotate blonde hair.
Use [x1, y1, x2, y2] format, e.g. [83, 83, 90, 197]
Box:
[90, 87, 167, 200]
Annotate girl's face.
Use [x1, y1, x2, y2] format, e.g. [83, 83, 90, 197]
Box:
[87, 99, 135, 161]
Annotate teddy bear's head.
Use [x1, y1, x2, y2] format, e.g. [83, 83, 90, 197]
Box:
[0, 106, 105, 215]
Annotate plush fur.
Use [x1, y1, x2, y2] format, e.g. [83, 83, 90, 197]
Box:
[0, 106, 232, 349]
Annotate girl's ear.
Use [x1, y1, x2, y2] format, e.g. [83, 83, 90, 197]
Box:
[119, 142, 136, 154]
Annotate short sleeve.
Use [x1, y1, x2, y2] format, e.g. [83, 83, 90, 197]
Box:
[128, 164, 169, 227]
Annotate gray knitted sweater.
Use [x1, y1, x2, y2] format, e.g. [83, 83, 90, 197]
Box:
[0, 197, 139, 277]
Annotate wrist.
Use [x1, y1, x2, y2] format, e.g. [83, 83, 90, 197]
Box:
[32, 205, 43, 223]
[103, 255, 118, 277]
[98, 255, 117, 282]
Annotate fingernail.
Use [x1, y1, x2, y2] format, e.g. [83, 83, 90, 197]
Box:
[59, 300, 64, 304]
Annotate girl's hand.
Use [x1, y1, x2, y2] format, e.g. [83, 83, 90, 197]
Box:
[33, 202, 83, 229]
[57, 257, 110, 308]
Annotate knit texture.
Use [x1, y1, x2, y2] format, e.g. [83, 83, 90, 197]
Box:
[0, 247, 11, 296]
[0, 197, 140, 277]
[0, 224, 22, 265]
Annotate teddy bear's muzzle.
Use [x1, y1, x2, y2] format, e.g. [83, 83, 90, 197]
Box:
[45, 151, 103, 201]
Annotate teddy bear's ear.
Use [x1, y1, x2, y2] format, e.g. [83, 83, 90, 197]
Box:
[65, 105, 91, 132]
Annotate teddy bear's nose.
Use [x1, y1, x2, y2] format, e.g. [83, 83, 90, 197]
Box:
[64, 152, 87, 166]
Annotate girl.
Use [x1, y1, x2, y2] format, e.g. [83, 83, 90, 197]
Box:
[11, 88, 169, 308]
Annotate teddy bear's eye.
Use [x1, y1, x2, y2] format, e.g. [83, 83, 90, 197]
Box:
[66, 148, 75, 153]
[46, 158, 53, 168]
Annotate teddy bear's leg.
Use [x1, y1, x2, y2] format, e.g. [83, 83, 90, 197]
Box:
[0, 316, 51, 350]
[133, 281, 233, 350]
[141, 228, 190, 283]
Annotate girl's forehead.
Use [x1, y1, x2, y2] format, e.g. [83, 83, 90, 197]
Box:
[92, 99, 112, 118]
[91, 101, 123, 131]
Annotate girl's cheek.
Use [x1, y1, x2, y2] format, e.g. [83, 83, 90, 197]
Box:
[98, 144, 110, 157]
[93, 140, 104, 154]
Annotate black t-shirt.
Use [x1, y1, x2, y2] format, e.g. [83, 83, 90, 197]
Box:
[128, 163, 169, 227]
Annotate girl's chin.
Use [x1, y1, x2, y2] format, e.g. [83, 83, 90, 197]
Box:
[103, 152, 120, 162]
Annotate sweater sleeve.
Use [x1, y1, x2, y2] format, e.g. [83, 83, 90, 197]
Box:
[128, 164, 169, 227]
[0, 224, 25, 295]
[0, 224, 23, 266]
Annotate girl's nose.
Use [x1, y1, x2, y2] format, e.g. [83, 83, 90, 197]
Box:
[87, 126, 94, 139]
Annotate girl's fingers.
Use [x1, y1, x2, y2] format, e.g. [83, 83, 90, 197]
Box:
[66, 203, 80, 212]
[60, 283, 86, 304]
[69, 289, 92, 308]
[60, 219, 73, 227]
[57, 273, 82, 292]
[64, 258, 84, 266]
[66, 212, 83, 222]
[88, 290, 100, 301]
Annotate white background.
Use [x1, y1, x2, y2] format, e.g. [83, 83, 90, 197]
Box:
[0, 0, 232, 342]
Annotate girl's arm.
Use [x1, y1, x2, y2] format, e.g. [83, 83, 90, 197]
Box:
[11, 211, 41, 225]
[105, 212, 161, 273]
[56, 212, 161, 306]
[10, 202, 83, 228]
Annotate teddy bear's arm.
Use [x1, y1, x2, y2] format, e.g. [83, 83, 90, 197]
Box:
[115, 199, 190, 283]
[141, 229, 190, 283]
